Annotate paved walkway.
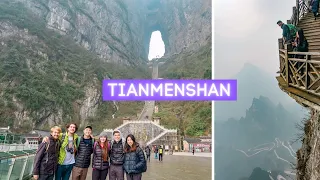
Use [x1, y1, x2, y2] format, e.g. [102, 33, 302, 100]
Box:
[82, 154, 211, 180]
[172, 152, 212, 157]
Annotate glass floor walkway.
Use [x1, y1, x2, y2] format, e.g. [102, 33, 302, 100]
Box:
[0, 148, 37, 180]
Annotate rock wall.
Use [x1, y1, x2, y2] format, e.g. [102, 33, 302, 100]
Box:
[296, 109, 320, 180]
[17, 0, 211, 63]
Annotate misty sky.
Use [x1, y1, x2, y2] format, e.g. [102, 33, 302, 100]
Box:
[214, 0, 296, 78]
[148, 31, 165, 60]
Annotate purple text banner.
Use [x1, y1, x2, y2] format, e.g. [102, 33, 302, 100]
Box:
[102, 79, 237, 101]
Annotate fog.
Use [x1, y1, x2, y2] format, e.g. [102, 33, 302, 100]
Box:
[214, 0, 296, 78]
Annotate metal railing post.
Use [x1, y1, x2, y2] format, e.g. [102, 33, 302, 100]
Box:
[19, 156, 28, 180]
[7, 158, 15, 180]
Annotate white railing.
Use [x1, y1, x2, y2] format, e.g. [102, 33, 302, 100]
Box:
[146, 130, 168, 146]
[0, 144, 38, 152]
[0, 154, 35, 180]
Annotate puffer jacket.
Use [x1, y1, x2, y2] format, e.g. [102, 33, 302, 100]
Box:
[92, 142, 110, 170]
[33, 136, 59, 175]
[110, 139, 125, 165]
[123, 144, 146, 174]
[74, 137, 93, 168]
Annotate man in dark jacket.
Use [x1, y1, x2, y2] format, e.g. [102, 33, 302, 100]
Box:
[277, 20, 294, 45]
[145, 146, 151, 162]
[33, 126, 61, 180]
[109, 130, 125, 180]
[72, 125, 94, 180]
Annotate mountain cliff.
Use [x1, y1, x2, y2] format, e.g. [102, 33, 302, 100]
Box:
[0, 0, 211, 132]
[215, 96, 299, 180]
[296, 110, 320, 180]
[16, 0, 210, 65]
[215, 63, 305, 122]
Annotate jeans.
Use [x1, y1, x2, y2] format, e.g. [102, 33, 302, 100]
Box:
[55, 164, 74, 180]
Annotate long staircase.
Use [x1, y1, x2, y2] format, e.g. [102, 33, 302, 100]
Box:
[298, 12, 320, 52]
[103, 59, 178, 147]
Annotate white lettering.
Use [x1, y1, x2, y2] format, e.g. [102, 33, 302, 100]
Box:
[220, 83, 230, 96]
[107, 83, 117, 96]
[139, 83, 149, 96]
[127, 83, 138, 96]
[197, 83, 207, 96]
[165, 83, 173, 96]
[151, 84, 163, 96]
[208, 83, 219, 96]
[186, 83, 196, 96]
[118, 83, 126, 96]
[175, 83, 184, 96]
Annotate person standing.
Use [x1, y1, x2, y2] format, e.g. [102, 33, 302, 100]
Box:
[123, 134, 147, 180]
[109, 130, 125, 180]
[33, 126, 61, 180]
[55, 123, 79, 180]
[154, 146, 158, 159]
[277, 20, 298, 46]
[145, 146, 151, 162]
[158, 146, 163, 161]
[92, 132, 110, 180]
[72, 126, 94, 180]
[310, 0, 319, 20]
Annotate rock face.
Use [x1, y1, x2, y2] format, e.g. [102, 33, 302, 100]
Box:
[17, 0, 211, 64]
[296, 109, 320, 180]
[0, 0, 211, 131]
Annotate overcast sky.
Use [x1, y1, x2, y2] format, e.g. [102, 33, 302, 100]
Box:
[214, 0, 296, 78]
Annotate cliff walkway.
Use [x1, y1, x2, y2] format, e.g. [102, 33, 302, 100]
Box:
[277, 0, 320, 110]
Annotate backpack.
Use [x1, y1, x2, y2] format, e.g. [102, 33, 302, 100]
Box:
[159, 148, 163, 154]
[287, 24, 299, 37]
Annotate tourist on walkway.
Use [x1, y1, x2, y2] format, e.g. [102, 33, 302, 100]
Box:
[33, 126, 61, 180]
[154, 146, 158, 159]
[192, 147, 195, 155]
[123, 134, 147, 180]
[145, 146, 151, 162]
[158, 146, 163, 161]
[277, 20, 297, 46]
[310, 0, 319, 20]
[72, 126, 94, 180]
[92, 132, 110, 180]
[292, 29, 309, 76]
[109, 130, 125, 180]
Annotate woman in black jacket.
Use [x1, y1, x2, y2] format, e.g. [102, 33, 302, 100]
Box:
[123, 134, 147, 180]
[292, 29, 309, 76]
[92, 133, 110, 180]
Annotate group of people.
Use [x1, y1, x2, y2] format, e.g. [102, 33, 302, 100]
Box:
[277, 20, 309, 76]
[32, 123, 147, 180]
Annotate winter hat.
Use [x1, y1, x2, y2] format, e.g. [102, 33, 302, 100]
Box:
[99, 132, 108, 138]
